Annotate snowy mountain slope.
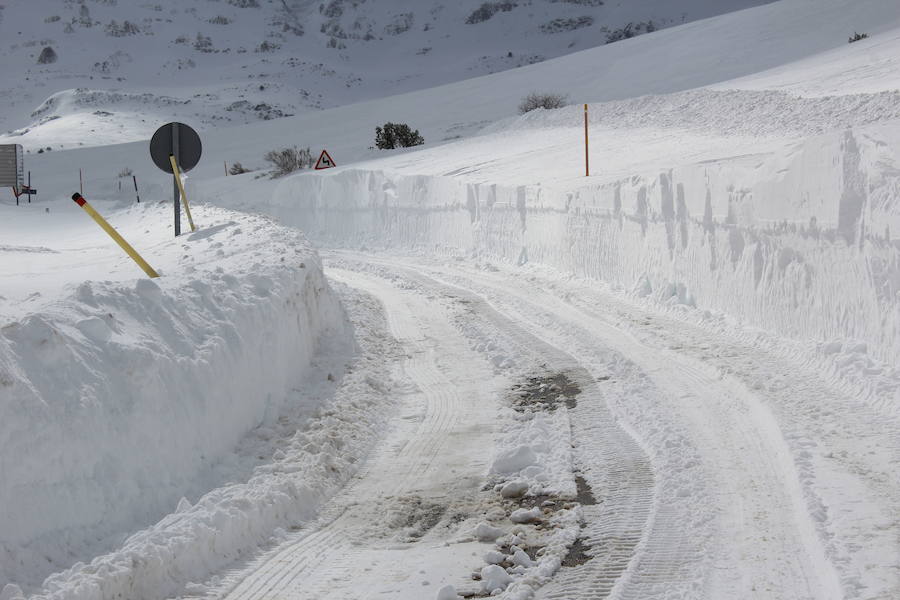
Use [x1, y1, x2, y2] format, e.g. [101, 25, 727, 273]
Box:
[14, 0, 900, 200]
[0, 0, 772, 148]
[2, 0, 900, 598]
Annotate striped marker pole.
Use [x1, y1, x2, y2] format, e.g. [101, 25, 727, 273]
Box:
[71, 193, 160, 278]
[169, 154, 196, 233]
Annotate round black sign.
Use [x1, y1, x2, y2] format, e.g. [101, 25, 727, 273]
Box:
[149, 122, 202, 173]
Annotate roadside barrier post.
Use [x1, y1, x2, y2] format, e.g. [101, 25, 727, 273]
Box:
[584, 103, 590, 177]
[169, 154, 196, 233]
[71, 193, 160, 278]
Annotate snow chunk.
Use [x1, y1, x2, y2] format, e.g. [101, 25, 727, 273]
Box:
[480, 565, 513, 594]
[492, 445, 537, 474]
[484, 550, 506, 564]
[512, 549, 534, 567]
[436, 585, 462, 600]
[510, 507, 542, 523]
[474, 522, 505, 542]
[75, 316, 111, 343]
[500, 480, 529, 498]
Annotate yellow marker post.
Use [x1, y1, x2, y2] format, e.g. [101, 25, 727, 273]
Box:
[71, 193, 160, 278]
[169, 154, 196, 233]
[584, 103, 590, 177]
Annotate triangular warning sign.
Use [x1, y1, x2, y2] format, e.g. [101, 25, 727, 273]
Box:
[315, 149, 336, 170]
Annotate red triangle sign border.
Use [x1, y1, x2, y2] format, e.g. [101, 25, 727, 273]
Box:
[315, 149, 336, 170]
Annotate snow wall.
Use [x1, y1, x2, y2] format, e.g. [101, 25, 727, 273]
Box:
[0, 245, 347, 589]
[267, 126, 900, 367]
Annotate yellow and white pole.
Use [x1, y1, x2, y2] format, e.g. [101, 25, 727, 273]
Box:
[71, 193, 160, 278]
[169, 154, 196, 233]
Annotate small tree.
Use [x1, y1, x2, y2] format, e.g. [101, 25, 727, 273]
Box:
[518, 92, 568, 114]
[264, 146, 313, 177]
[375, 123, 424, 149]
[848, 32, 868, 43]
[37, 47, 58, 64]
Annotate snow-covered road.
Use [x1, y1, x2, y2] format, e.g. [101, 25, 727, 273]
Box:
[179, 251, 899, 600]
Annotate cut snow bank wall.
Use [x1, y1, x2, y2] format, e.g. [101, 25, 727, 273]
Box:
[263, 126, 900, 367]
[0, 239, 346, 589]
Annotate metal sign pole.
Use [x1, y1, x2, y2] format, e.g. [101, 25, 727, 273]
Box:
[27, 171, 31, 203]
[172, 122, 181, 237]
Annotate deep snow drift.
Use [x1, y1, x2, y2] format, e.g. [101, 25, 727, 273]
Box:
[0, 201, 348, 590]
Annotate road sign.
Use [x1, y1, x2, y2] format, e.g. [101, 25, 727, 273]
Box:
[315, 149, 336, 170]
[0, 144, 24, 191]
[21, 186, 37, 195]
[149, 122, 202, 173]
[150, 122, 202, 236]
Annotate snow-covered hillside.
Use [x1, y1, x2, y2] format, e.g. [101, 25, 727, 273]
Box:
[0, 0, 771, 148]
[2, 0, 900, 599]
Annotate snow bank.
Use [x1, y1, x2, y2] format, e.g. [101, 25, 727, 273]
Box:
[0, 210, 347, 591]
[243, 119, 900, 367]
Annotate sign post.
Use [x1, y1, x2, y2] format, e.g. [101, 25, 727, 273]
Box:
[150, 122, 202, 237]
[169, 155, 195, 232]
[0, 144, 24, 202]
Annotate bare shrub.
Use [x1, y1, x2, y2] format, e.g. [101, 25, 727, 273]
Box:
[264, 147, 313, 177]
[605, 21, 656, 44]
[229, 162, 252, 175]
[518, 92, 568, 114]
[105, 20, 140, 36]
[848, 32, 869, 43]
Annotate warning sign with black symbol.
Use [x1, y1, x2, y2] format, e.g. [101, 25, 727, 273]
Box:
[315, 149, 336, 170]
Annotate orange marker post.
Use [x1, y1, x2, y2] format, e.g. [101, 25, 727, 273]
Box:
[71, 193, 160, 278]
[584, 103, 590, 177]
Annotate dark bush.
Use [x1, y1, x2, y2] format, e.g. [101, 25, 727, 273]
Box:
[848, 32, 869, 43]
[37, 47, 58, 64]
[264, 147, 314, 177]
[518, 92, 568, 114]
[466, 2, 517, 25]
[605, 20, 656, 44]
[375, 123, 424, 149]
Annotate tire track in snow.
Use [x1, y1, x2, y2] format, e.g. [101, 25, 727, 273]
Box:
[439, 264, 845, 600]
[329, 256, 661, 600]
[336, 253, 845, 600]
[209, 269, 494, 600]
